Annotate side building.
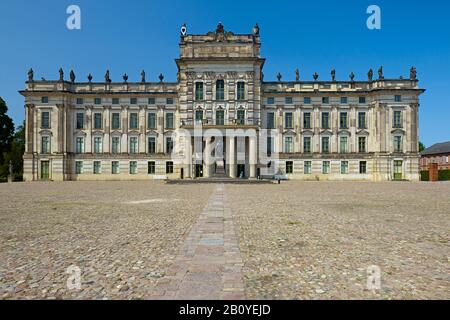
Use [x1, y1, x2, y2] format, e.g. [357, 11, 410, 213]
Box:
[20, 23, 425, 181]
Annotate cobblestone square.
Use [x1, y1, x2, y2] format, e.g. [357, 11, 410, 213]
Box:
[0, 181, 449, 299]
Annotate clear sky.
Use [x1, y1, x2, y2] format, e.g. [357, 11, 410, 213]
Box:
[0, 0, 449, 147]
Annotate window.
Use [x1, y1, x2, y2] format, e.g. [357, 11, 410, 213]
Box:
[286, 161, 293, 174]
[165, 113, 174, 129]
[285, 112, 293, 129]
[285, 97, 293, 104]
[341, 161, 349, 174]
[359, 161, 367, 174]
[358, 137, 366, 153]
[94, 136, 103, 153]
[75, 137, 84, 153]
[112, 98, 120, 105]
[303, 137, 311, 153]
[112, 161, 120, 174]
[76, 113, 84, 129]
[266, 112, 275, 129]
[322, 112, 330, 129]
[148, 113, 156, 129]
[93, 161, 101, 174]
[237, 82, 245, 100]
[284, 136, 293, 153]
[75, 161, 83, 174]
[340, 136, 348, 153]
[166, 161, 174, 174]
[166, 98, 174, 105]
[236, 110, 245, 125]
[94, 98, 102, 105]
[166, 137, 174, 154]
[76, 98, 83, 105]
[267, 97, 275, 105]
[340, 112, 348, 129]
[111, 136, 120, 154]
[394, 95, 402, 102]
[216, 110, 225, 125]
[195, 82, 204, 101]
[304, 97, 311, 104]
[129, 137, 138, 154]
[148, 161, 155, 174]
[322, 97, 329, 104]
[129, 113, 138, 129]
[94, 113, 102, 129]
[41, 111, 50, 129]
[148, 137, 156, 154]
[130, 98, 137, 105]
[195, 110, 203, 123]
[303, 112, 311, 129]
[41, 136, 50, 153]
[266, 136, 272, 156]
[393, 110, 402, 128]
[322, 161, 330, 174]
[216, 80, 224, 101]
[340, 97, 348, 104]
[148, 97, 155, 105]
[322, 136, 330, 153]
[394, 136, 402, 152]
[129, 161, 137, 174]
[304, 161, 312, 174]
[112, 113, 120, 129]
[41, 96, 49, 104]
[358, 112, 366, 129]
[359, 97, 366, 104]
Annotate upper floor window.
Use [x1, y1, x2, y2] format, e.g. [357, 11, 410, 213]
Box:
[112, 113, 120, 129]
[112, 98, 120, 105]
[195, 110, 203, 122]
[394, 136, 402, 152]
[359, 96, 366, 104]
[285, 112, 293, 129]
[266, 112, 275, 129]
[322, 97, 329, 104]
[216, 80, 225, 101]
[75, 137, 84, 153]
[148, 97, 155, 105]
[394, 95, 402, 102]
[284, 136, 294, 153]
[76, 98, 83, 105]
[94, 113, 102, 129]
[339, 112, 348, 129]
[303, 112, 311, 129]
[216, 109, 225, 125]
[129, 113, 138, 129]
[285, 97, 293, 104]
[340, 97, 348, 104]
[94, 98, 102, 105]
[340, 136, 348, 153]
[41, 136, 50, 153]
[147, 112, 156, 129]
[195, 82, 204, 101]
[304, 97, 311, 104]
[393, 110, 403, 128]
[166, 98, 174, 105]
[41, 111, 50, 129]
[237, 82, 245, 100]
[76, 113, 84, 129]
[111, 137, 120, 154]
[130, 98, 137, 105]
[358, 136, 367, 153]
[166, 137, 174, 154]
[236, 110, 245, 125]
[303, 137, 311, 153]
[322, 136, 330, 153]
[93, 136, 103, 153]
[358, 112, 366, 129]
[41, 96, 49, 104]
[129, 137, 138, 154]
[321, 112, 330, 129]
[166, 113, 174, 129]
[148, 137, 156, 154]
[267, 97, 275, 105]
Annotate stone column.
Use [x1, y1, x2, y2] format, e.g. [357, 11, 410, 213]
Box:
[249, 135, 257, 178]
[228, 136, 236, 178]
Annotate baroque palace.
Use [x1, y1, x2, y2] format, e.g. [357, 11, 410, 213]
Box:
[20, 23, 424, 181]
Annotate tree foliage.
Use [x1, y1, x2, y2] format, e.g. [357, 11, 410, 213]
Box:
[0, 97, 14, 165]
[419, 141, 425, 152]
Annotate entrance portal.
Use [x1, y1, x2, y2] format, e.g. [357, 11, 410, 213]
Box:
[237, 164, 245, 178]
[41, 161, 50, 180]
[195, 163, 203, 178]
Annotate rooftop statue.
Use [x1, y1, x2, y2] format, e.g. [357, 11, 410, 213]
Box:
[410, 66, 417, 81]
[27, 68, 34, 82]
[253, 23, 260, 36]
[295, 68, 300, 81]
[87, 73, 93, 82]
[70, 70, 76, 83]
[368, 68, 373, 82]
[123, 73, 128, 83]
[349, 72, 355, 81]
[331, 69, 336, 81]
[276, 72, 282, 82]
[105, 70, 111, 83]
[159, 73, 164, 82]
[313, 72, 319, 81]
[59, 68, 64, 81]
[141, 70, 146, 83]
[378, 66, 384, 80]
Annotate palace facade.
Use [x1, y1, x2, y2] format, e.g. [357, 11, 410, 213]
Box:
[20, 23, 424, 181]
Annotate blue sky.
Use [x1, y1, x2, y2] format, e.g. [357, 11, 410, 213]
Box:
[0, 0, 449, 146]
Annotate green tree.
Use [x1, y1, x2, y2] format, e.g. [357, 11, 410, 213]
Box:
[0, 122, 25, 181]
[0, 97, 15, 166]
[419, 141, 425, 152]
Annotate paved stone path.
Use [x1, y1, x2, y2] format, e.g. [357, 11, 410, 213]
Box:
[149, 184, 246, 299]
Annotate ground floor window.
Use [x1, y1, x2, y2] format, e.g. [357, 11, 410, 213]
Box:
[112, 161, 120, 174]
[341, 161, 348, 174]
[304, 161, 312, 174]
[75, 161, 83, 174]
[359, 161, 367, 174]
[394, 160, 403, 180]
[286, 161, 293, 174]
[322, 161, 330, 174]
[93, 161, 101, 174]
[41, 161, 50, 180]
[129, 161, 137, 174]
[148, 161, 155, 174]
[166, 161, 173, 174]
